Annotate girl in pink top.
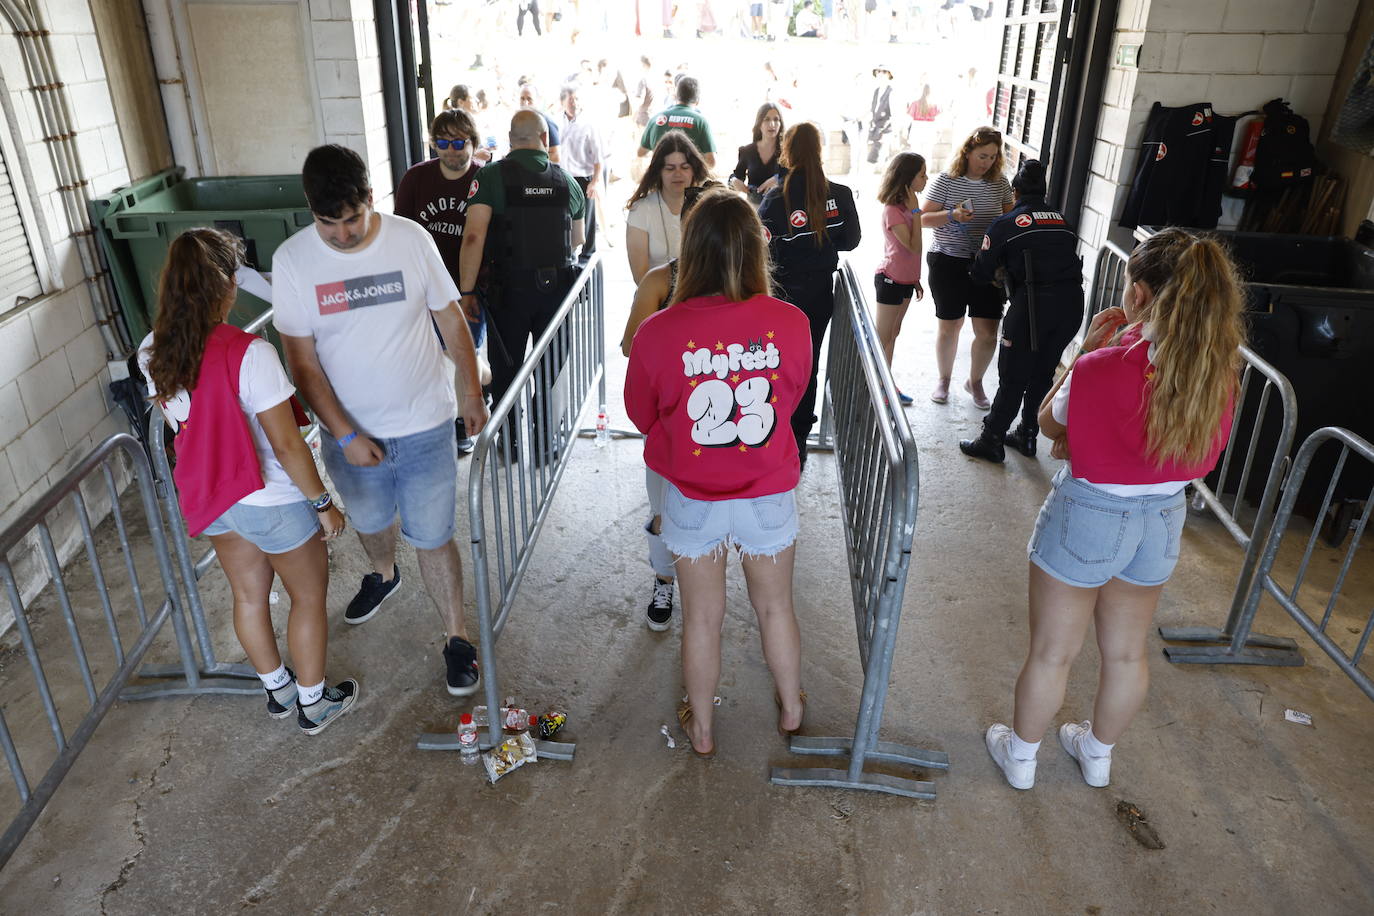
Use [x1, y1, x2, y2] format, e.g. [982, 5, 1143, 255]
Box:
[986, 228, 1244, 790]
[625, 188, 812, 758]
[872, 152, 928, 404]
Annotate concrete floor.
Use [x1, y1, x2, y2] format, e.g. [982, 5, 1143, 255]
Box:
[2, 238, 1373, 915]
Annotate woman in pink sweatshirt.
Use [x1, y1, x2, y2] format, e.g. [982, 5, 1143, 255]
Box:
[985, 228, 1243, 789]
[142, 228, 357, 735]
[624, 188, 812, 758]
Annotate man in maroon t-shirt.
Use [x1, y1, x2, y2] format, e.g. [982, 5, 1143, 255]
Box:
[395, 109, 487, 451]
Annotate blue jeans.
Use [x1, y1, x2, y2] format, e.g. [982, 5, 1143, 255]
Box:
[321, 422, 458, 549]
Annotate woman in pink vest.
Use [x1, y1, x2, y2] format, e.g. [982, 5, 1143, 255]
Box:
[985, 228, 1243, 789]
[624, 188, 812, 758]
[142, 228, 358, 735]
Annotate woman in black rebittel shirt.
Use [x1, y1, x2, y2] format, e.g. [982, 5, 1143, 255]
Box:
[730, 103, 784, 203]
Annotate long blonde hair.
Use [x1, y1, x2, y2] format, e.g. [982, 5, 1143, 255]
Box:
[1124, 228, 1246, 467]
[669, 187, 771, 306]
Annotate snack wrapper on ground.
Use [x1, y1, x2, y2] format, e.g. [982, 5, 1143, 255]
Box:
[482, 733, 538, 784]
[538, 711, 567, 740]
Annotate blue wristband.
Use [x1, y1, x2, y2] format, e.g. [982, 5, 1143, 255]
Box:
[338, 431, 358, 447]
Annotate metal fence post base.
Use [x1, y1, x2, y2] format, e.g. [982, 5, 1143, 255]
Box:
[1162, 643, 1305, 666]
[415, 731, 576, 761]
[135, 661, 259, 680]
[1159, 625, 1299, 652]
[770, 735, 949, 799]
[119, 677, 264, 700]
[769, 767, 938, 800]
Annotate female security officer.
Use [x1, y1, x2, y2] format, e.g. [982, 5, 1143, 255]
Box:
[960, 160, 1084, 463]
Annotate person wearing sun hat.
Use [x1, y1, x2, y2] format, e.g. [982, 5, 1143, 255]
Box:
[868, 64, 895, 164]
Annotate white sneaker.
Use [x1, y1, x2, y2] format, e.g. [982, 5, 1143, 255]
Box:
[1059, 720, 1112, 787]
[985, 723, 1036, 790]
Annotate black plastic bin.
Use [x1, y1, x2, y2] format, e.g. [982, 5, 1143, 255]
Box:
[1136, 228, 1374, 514]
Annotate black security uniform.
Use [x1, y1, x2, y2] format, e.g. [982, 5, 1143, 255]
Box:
[758, 171, 861, 465]
[474, 152, 583, 454]
[968, 195, 1083, 450]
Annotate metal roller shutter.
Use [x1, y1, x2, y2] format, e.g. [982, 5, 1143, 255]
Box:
[0, 144, 41, 314]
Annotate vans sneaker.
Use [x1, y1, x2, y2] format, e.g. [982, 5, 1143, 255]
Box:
[443, 636, 481, 697]
[646, 579, 674, 631]
[344, 565, 401, 624]
[297, 679, 359, 735]
[264, 667, 298, 719]
[1059, 720, 1112, 787]
[985, 723, 1036, 790]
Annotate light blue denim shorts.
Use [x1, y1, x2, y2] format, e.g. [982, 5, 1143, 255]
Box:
[661, 482, 799, 561]
[321, 421, 457, 549]
[203, 500, 320, 554]
[1027, 467, 1188, 588]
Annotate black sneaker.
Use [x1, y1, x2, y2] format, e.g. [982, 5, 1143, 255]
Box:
[297, 678, 359, 735]
[264, 667, 297, 719]
[443, 636, 481, 697]
[344, 565, 401, 625]
[455, 417, 475, 456]
[646, 578, 674, 631]
[1004, 424, 1038, 458]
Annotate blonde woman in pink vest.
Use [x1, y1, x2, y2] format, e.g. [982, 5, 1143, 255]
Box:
[142, 228, 358, 735]
[985, 228, 1243, 789]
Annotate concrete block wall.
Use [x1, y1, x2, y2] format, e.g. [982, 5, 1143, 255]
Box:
[310, 0, 393, 203]
[1, 0, 132, 623]
[1079, 0, 1359, 258]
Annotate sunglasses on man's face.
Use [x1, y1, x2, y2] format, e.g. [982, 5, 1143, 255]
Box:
[434, 137, 469, 150]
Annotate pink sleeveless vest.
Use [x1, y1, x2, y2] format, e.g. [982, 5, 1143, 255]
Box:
[1067, 328, 1234, 485]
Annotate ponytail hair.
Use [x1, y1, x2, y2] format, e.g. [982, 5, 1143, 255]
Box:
[146, 228, 244, 402]
[1125, 228, 1246, 467]
[779, 122, 828, 246]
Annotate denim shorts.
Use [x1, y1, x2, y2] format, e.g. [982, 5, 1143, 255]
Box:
[321, 421, 457, 549]
[203, 500, 320, 554]
[1028, 467, 1188, 588]
[660, 482, 799, 560]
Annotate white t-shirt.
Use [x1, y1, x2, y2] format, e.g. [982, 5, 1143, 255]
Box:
[271, 212, 459, 438]
[138, 333, 303, 507]
[626, 191, 682, 271]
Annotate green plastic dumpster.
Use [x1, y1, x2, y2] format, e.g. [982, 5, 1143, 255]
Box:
[89, 168, 314, 344]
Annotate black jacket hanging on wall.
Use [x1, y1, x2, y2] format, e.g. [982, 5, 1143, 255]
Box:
[1119, 102, 1235, 231]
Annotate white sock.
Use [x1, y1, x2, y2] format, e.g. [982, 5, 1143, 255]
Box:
[298, 681, 325, 706]
[1082, 728, 1114, 758]
[259, 665, 291, 691]
[1009, 732, 1040, 761]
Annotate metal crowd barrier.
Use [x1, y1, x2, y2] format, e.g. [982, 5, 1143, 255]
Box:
[0, 435, 205, 868]
[770, 260, 947, 800]
[417, 255, 606, 760]
[1160, 346, 1301, 662]
[1088, 240, 1130, 322]
[132, 309, 284, 698]
[1177, 428, 1374, 687]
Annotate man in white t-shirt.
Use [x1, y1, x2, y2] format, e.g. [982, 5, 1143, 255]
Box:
[273, 144, 489, 697]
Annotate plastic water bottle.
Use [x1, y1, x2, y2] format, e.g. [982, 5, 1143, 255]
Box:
[457, 713, 479, 765]
[473, 704, 507, 727]
[595, 405, 610, 448]
[503, 704, 530, 730]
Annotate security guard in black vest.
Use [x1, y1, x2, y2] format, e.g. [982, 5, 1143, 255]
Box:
[960, 160, 1084, 463]
[459, 108, 585, 457]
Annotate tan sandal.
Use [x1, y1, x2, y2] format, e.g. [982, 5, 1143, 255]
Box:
[774, 689, 807, 738]
[677, 701, 716, 758]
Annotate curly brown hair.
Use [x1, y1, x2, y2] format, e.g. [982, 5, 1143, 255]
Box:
[146, 228, 244, 402]
[949, 126, 1005, 182]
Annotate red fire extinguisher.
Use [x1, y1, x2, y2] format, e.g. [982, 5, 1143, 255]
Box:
[1231, 117, 1264, 192]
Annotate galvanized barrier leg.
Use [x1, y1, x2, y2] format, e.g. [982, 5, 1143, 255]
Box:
[770, 261, 945, 799]
[1160, 348, 1302, 663]
[416, 258, 610, 762]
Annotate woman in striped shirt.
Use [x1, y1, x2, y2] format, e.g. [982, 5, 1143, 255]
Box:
[919, 127, 1014, 407]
